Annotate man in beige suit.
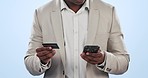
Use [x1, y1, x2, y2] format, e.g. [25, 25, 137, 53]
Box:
[24, 0, 130, 78]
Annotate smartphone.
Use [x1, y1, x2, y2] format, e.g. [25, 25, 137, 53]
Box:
[83, 45, 100, 53]
[42, 42, 59, 49]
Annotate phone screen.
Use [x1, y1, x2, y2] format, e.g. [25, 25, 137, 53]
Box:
[83, 45, 100, 53]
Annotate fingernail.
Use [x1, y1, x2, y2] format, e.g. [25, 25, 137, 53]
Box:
[86, 52, 89, 55]
[49, 47, 52, 50]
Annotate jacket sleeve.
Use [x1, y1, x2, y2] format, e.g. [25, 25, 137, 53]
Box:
[24, 10, 51, 76]
[98, 7, 130, 75]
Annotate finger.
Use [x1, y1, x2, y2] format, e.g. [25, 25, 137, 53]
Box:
[82, 52, 101, 61]
[52, 49, 56, 54]
[87, 52, 104, 63]
[46, 47, 53, 51]
[39, 56, 49, 61]
[81, 53, 95, 62]
[36, 47, 43, 52]
[36, 47, 53, 53]
[86, 52, 102, 58]
[40, 50, 56, 61]
[39, 53, 52, 61]
[80, 53, 88, 61]
[36, 47, 47, 52]
[46, 51, 56, 59]
[87, 60, 99, 65]
[37, 50, 47, 56]
[86, 55, 99, 62]
[41, 47, 53, 52]
[37, 51, 48, 57]
[81, 53, 98, 65]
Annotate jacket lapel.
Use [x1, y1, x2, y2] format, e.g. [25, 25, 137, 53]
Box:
[51, 0, 66, 70]
[86, 3, 100, 44]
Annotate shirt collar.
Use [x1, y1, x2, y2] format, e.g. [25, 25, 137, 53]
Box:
[60, 0, 90, 11]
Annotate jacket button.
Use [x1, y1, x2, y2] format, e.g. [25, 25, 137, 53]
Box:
[63, 71, 65, 75]
[106, 68, 111, 72]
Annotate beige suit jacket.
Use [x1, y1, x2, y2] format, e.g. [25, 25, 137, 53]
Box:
[24, 0, 130, 78]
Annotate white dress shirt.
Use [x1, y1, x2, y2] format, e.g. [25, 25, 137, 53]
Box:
[60, 0, 89, 78]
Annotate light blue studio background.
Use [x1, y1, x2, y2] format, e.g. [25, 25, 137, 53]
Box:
[0, 0, 148, 78]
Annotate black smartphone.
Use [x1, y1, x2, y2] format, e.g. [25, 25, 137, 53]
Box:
[42, 43, 59, 49]
[83, 45, 100, 53]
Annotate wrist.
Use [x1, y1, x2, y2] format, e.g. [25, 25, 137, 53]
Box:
[41, 60, 50, 65]
[41, 60, 47, 65]
[98, 51, 105, 64]
[97, 51, 106, 68]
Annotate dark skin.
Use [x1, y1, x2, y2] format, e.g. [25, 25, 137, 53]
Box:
[80, 50, 105, 65]
[36, 0, 105, 65]
[64, 0, 86, 13]
[36, 47, 56, 64]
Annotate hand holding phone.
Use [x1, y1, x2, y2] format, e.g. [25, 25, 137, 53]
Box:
[83, 45, 100, 53]
[81, 45, 105, 65]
